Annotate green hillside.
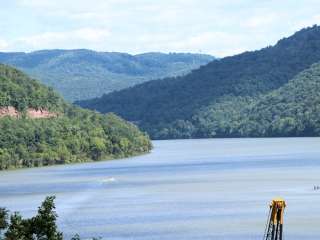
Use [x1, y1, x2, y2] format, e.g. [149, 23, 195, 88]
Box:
[0, 65, 64, 112]
[0, 64, 151, 170]
[77, 25, 320, 139]
[191, 62, 320, 138]
[0, 50, 214, 101]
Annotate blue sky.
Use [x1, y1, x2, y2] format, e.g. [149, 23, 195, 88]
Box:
[1, 0, 320, 57]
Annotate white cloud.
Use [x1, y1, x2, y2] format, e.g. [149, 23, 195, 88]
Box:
[0, 39, 9, 51]
[292, 14, 320, 32]
[124, 31, 250, 57]
[16, 28, 110, 50]
[18, 0, 58, 8]
[172, 32, 252, 57]
[74, 28, 110, 42]
[243, 12, 281, 29]
[4, 0, 320, 56]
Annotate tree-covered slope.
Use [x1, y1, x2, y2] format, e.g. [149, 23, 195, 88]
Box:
[0, 65, 63, 112]
[0, 50, 214, 101]
[77, 25, 320, 139]
[190, 62, 320, 138]
[0, 64, 151, 170]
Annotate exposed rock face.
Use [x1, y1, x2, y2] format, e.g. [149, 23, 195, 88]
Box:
[0, 106, 19, 118]
[26, 108, 58, 118]
[0, 106, 58, 119]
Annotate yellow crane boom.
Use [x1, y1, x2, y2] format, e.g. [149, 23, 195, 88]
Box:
[263, 198, 286, 240]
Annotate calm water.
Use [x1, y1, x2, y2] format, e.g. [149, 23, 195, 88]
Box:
[0, 138, 320, 240]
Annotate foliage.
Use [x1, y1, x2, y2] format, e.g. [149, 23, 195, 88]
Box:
[0, 208, 8, 235]
[77, 25, 320, 139]
[149, 62, 320, 138]
[0, 197, 103, 240]
[2, 196, 63, 240]
[0, 50, 214, 101]
[0, 64, 152, 170]
[0, 64, 63, 112]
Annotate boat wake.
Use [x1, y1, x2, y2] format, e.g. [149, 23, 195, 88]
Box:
[102, 177, 117, 183]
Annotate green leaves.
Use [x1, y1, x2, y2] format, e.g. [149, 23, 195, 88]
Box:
[3, 196, 63, 240]
[0, 111, 151, 170]
[0, 197, 106, 240]
[0, 208, 9, 234]
[0, 65, 62, 112]
[32, 196, 63, 240]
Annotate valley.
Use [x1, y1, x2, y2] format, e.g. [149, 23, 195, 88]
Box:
[77, 26, 320, 140]
[1, 1, 320, 238]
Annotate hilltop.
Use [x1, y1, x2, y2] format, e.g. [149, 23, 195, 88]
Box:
[77, 25, 320, 139]
[0, 64, 151, 169]
[0, 50, 214, 101]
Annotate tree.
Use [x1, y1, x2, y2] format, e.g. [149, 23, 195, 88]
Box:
[0, 208, 8, 235]
[70, 234, 81, 240]
[32, 196, 63, 240]
[4, 196, 63, 240]
[4, 212, 30, 240]
[0, 197, 106, 240]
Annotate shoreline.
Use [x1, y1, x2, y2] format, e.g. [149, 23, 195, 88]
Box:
[0, 149, 152, 173]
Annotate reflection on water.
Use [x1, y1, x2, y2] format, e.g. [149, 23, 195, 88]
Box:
[0, 138, 320, 240]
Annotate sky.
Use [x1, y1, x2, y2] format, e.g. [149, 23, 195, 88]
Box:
[1, 0, 320, 57]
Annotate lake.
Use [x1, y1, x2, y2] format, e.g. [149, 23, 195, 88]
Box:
[0, 138, 320, 240]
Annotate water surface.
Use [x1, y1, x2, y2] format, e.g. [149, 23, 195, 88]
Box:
[0, 138, 319, 239]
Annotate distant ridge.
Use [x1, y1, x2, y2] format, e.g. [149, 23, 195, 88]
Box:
[0, 50, 214, 101]
[77, 25, 320, 139]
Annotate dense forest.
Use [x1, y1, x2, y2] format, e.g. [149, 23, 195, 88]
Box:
[0, 64, 152, 170]
[0, 65, 63, 112]
[77, 25, 320, 139]
[0, 50, 214, 101]
[160, 62, 320, 138]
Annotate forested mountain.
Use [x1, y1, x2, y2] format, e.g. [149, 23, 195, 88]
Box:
[0, 64, 151, 170]
[191, 62, 320, 138]
[77, 25, 320, 139]
[0, 50, 214, 101]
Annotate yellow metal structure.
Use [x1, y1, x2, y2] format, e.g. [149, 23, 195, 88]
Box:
[263, 198, 286, 240]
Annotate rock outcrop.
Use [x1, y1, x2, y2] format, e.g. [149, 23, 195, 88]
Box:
[26, 108, 58, 118]
[0, 106, 58, 119]
[0, 106, 19, 118]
